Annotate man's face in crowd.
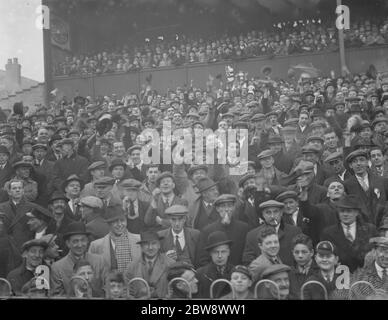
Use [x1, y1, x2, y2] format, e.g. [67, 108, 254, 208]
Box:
[159, 177, 175, 194]
[113, 142, 125, 157]
[141, 240, 160, 260]
[259, 156, 274, 170]
[327, 181, 345, 200]
[308, 140, 323, 150]
[110, 217, 127, 237]
[179, 270, 198, 295]
[65, 181, 81, 198]
[327, 157, 344, 174]
[375, 245, 388, 269]
[268, 115, 278, 126]
[51, 199, 67, 218]
[283, 198, 298, 215]
[8, 181, 24, 199]
[267, 272, 290, 300]
[91, 168, 105, 180]
[262, 207, 282, 226]
[259, 234, 280, 258]
[370, 149, 384, 167]
[324, 132, 338, 149]
[349, 155, 368, 175]
[293, 243, 314, 267]
[360, 127, 372, 139]
[16, 166, 30, 179]
[315, 252, 338, 272]
[66, 234, 88, 257]
[37, 129, 49, 143]
[33, 148, 47, 161]
[296, 171, 315, 187]
[210, 244, 230, 267]
[338, 208, 358, 225]
[146, 167, 160, 183]
[69, 133, 80, 145]
[94, 185, 112, 199]
[268, 142, 282, 155]
[375, 121, 387, 133]
[191, 169, 207, 184]
[24, 246, 44, 268]
[303, 152, 319, 164]
[61, 143, 73, 155]
[27, 216, 45, 232]
[202, 186, 219, 203]
[169, 215, 186, 234]
[111, 166, 125, 179]
[0, 137, 12, 150]
[0, 152, 8, 165]
[130, 149, 141, 165]
[231, 271, 252, 294]
[216, 201, 235, 225]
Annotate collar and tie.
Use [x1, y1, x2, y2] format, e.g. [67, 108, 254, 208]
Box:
[271, 257, 280, 264]
[216, 265, 226, 276]
[344, 225, 354, 243]
[175, 234, 183, 253]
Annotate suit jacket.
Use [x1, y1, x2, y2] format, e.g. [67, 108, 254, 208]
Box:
[323, 170, 353, 187]
[50, 252, 108, 296]
[129, 164, 147, 182]
[236, 199, 261, 230]
[321, 221, 378, 272]
[89, 231, 141, 271]
[33, 159, 54, 193]
[196, 262, 234, 299]
[344, 173, 388, 225]
[188, 196, 219, 231]
[124, 199, 149, 234]
[6, 260, 35, 296]
[158, 227, 201, 267]
[243, 222, 302, 266]
[288, 183, 327, 206]
[315, 164, 335, 186]
[249, 254, 282, 281]
[0, 162, 14, 187]
[144, 195, 188, 230]
[0, 198, 36, 251]
[124, 253, 175, 298]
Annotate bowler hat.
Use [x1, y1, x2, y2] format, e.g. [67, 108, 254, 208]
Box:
[335, 195, 361, 210]
[109, 158, 127, 171]
[48, 191, 68, 203]
[137, 231, 164, 244]
[21, 239, 48, 252]
[26, 206, 53, 224]
[195, 177, 218, 193]
[63, 221, 90, 240]
[105, 204, 126, 223]
[187, 164, 208, 177]
[204, 231, 233, 251]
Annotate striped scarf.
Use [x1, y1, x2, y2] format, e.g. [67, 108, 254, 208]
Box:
[111, 232, 132, 273]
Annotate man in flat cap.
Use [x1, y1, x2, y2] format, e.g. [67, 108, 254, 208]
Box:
[187, 176, 220, 231]
[79, 196, 109, 241]
[197, 194, 249, 266]
[260, 264, 291, 300]
[144, 172, 188, 230]
[320, 195, 378, 272]
[50, 221, 107, 296]
[124, 231, 174, 298]
[32, 143, 54, 194]
[369, 145, 388, 178]
[196, 231, 234, 299]
[323, 151, 352, 185]
[93, 176, 122, 210]
[81, 161, 107, 197]
[7, 239, 48, 296]
[243, 199, 301, 266]
[89, 204, 141, 273]
[344, 149, 388, 225]
[10, 161, 38, 203]
[265, 135, 294, 174]
[138, 163, 160, 203]
[52, 138, 89, 191]
[158, 205, 201, 267]
[166, 261, 199, 298]
[256, 149, 288, 187]
[25, 206, 55, 240]
[63, 174, 83, 221]
[120, 178, 149, 234]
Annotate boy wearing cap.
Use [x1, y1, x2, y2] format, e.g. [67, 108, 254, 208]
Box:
[158, 205, 201, 268]
[124, 231, 174, 298]
[303, 241, 340, 300]
[7, 239, 48, 296]
[221, 265, 254, 299]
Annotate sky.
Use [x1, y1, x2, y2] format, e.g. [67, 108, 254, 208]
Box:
[0, 0, 44, 82]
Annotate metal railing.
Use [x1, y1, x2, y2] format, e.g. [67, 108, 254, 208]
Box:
[210, 279, 235, 300]
[167, 277, 193, 299]
[349, 281, 377, 300]
[127, 277, 151, 299]
[300, 281, 328, 300]
[254, 279, 280, 300]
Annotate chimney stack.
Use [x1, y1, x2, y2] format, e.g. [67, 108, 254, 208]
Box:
[5, 58, 21, 93]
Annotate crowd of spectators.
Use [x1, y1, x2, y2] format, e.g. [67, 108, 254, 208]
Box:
[53, 17, 388, 77]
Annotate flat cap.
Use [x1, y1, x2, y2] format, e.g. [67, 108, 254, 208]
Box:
[156, 171, 174, 186]
[127, 145, 142, 154]
[109, 158, 127, 171]
[251, 113, 265, 122]
[221, 112, 234, 119]
[120, 178, 142, 189]
[0, 145, 10, 155]
[267, 135, 283, 144]
[262, 264, 291, 279]
[309, 121, 326, 129]
[87, 161, 106, 171]
[306, 136, 324, 144]
[93, 176, 116, 187]
[345, 149, 368, 163]
[265, 111, 278, 118]
[301, 144, 321, 154]
[371, 117, 388, 128]
[369, 237, 388, 248]
[259, 200, 284, 210]
[59, 138, 74, 146]
[21, 239, 48, 252]
[231, 265, 253, 280]
[13, 161, 33, 170]
[238, 173, 256, 188]
[275, 191, 298, 202]
[324, 151, 343, 163]
[214, 194, 237, 206]
[257, 149, 274, 160]
[165, 205, 189, 216]
[32, 143, 48, 151]
[187, 164, 208, 177]
[80, 196, 103, 209]
[62, 174, 83, 191]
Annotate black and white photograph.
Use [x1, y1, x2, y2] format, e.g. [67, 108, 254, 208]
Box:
[1, 0, 388, 306]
